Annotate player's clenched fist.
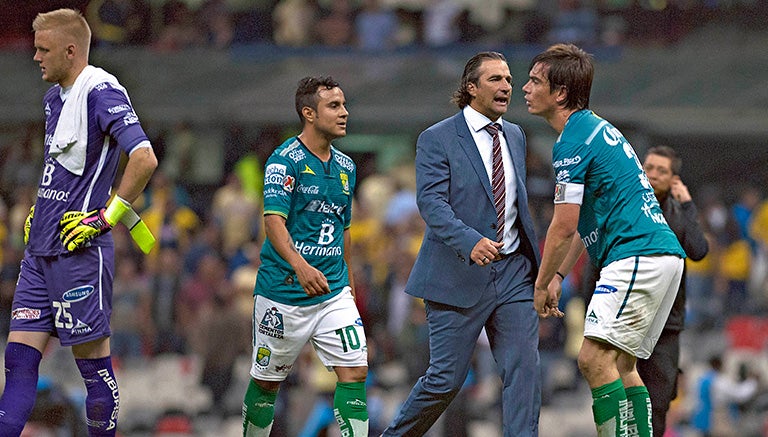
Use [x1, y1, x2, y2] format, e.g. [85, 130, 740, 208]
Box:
[59, 196, 132, 251]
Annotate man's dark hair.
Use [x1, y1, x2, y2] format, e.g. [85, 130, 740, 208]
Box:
[709, 355, 723, 371]
[295, 76, 340, 124]
[646, 145, 682, 175]
[452, 51, 507, 109]
[528, 43, 593, 111]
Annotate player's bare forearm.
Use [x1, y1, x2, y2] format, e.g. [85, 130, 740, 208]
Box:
[535, 203, 581, 289]
[534, 230, 573, 318]
[116, 145, 157, 203]
[264, 214, 329, 295]
[534, 204, 580, 318]
[264, 214, 303, 268]
[558, 235, 586, 278]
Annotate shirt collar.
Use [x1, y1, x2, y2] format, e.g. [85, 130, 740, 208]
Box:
[463, 105, 503, 134]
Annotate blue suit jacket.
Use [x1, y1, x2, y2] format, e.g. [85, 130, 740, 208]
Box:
[405, 111, 541, 308]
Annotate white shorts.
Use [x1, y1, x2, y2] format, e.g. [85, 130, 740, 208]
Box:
[249, 287, 368, 381]
[584, 255, 683, 359]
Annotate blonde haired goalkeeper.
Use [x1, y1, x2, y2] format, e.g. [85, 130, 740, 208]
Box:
[0, 8, 157, 436]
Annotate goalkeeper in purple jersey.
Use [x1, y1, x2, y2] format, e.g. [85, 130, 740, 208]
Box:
[0, 9, 157, 436]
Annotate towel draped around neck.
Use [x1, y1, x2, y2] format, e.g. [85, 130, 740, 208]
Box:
[50, 65, 128, 176]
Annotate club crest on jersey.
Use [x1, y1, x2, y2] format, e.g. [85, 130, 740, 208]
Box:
[259, 307, 285, 339]
[339, 172, 349, 194]
[256, 345, 272, 368]
[63, 285, 95, 302]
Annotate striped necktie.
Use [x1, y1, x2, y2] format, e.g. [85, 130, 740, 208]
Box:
[484, 123, 505, 242]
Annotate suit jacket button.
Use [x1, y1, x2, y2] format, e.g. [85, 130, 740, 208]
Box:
[491, 223, 497, 229]
[459, 256, 465, 262]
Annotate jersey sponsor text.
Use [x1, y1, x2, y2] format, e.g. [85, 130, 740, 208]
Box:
[295, 240, 342, 257]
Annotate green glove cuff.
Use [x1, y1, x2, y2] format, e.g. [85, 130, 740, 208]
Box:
[104, 195, 131, 226]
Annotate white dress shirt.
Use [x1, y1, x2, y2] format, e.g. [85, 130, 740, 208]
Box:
[463, 106, 520, 254]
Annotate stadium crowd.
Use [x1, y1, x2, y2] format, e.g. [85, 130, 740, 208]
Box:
[2, 0, 765, 52]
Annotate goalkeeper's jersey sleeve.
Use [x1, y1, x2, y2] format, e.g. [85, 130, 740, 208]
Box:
[552, 110, 684, 268]
[255, 137, 356, 306]
[28, 79, 149, 256]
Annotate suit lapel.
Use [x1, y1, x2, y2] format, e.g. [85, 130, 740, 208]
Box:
[454, 113, 494, 204]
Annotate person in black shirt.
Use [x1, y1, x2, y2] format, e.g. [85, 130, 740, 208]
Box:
[640, 145, 709, 436]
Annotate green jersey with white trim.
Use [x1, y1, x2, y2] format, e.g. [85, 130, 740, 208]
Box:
[255, 136, 356, 306]
[552, 110, 684, 268]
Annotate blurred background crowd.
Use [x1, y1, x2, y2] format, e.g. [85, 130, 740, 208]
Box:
[1, 0, 768, 436]
[2, 0, 756, 51]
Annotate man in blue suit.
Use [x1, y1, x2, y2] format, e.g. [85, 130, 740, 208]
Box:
[383, 51, 542, 436]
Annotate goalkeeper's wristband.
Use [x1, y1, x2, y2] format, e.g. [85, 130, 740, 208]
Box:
[121, 208, 156, 254]
[104, 195, 132, 227]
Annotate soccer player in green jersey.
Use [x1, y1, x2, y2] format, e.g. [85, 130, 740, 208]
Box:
[242, 76, 368, 436]
[523, 43, 686, 436]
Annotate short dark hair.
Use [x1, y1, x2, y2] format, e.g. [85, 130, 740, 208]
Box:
[646, 145, 682, 175]
[452, 51, 507, 109]
[295, 76, 340, 124]
[529, 43, 593, 111]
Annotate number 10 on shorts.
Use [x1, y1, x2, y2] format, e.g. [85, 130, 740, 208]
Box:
[335, 326, 361, 352]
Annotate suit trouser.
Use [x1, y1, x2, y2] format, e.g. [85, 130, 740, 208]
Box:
[637, 328, 681, 437]
[383, 253, 541, 437]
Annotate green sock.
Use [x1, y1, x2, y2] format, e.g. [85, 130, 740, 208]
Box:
[242, 379, 277, 437]
[591, 379, 627, 437]
[333, 381, 368, 437]
[626, 385, 652, 437]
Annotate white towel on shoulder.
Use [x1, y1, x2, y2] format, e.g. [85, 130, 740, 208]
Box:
[50, 65, 127, 176]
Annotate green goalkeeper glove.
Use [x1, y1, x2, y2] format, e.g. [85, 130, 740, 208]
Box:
[59, 196, 131, 251]
[24, 205, 34, 245]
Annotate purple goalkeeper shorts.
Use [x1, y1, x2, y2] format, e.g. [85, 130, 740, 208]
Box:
[10, 247, 114, 346]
